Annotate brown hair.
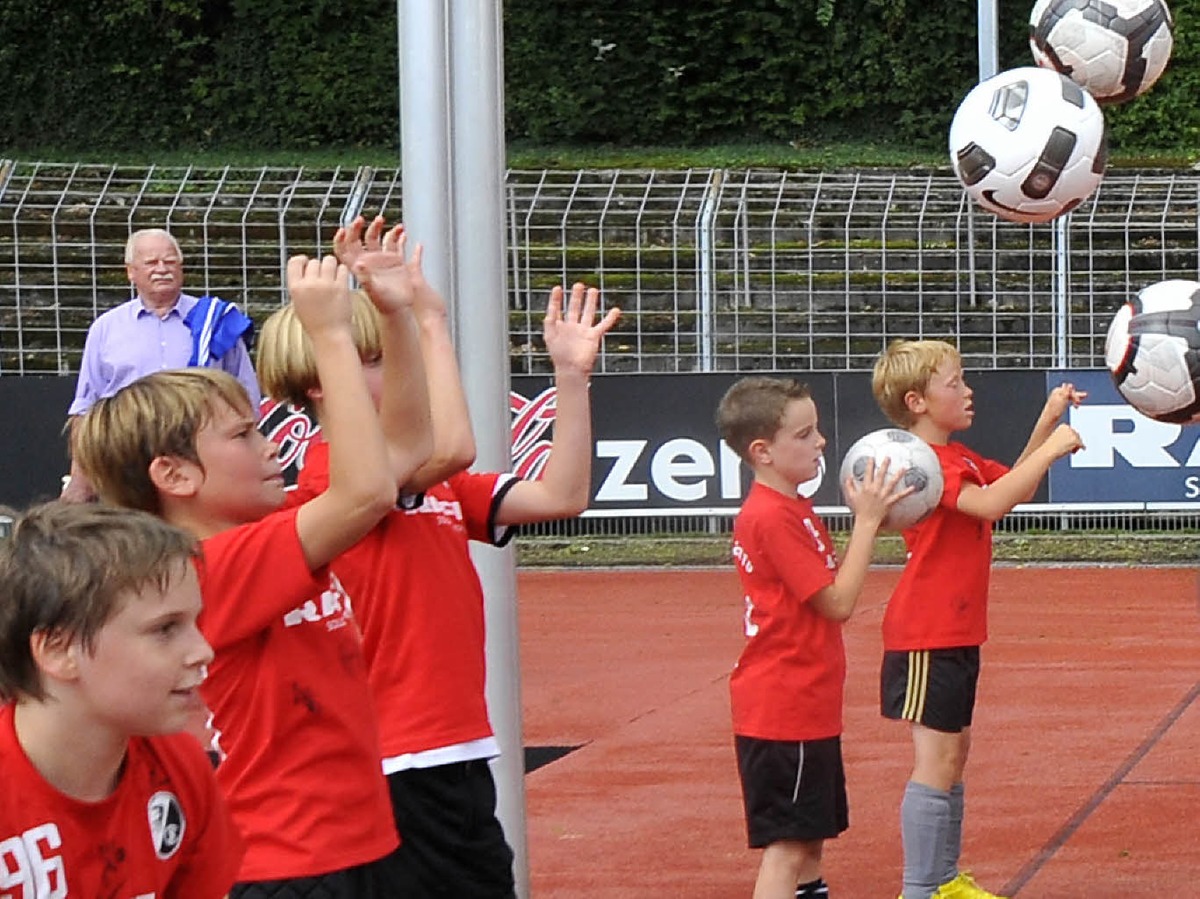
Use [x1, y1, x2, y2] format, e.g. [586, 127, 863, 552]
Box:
[73, 368, 253, 513]
[0, 501, 199, 702]
[715, 376, 811, 465]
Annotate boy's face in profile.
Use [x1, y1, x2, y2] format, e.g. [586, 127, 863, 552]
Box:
[69, 564, 212, 737]
[192, 398, 287, 523]
[759, 396, 826, 488]
[915, 358, 974, 433]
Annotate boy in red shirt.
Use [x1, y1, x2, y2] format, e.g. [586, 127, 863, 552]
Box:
[0, 501, 242, 898]
[715, 375, 911, 899]
[74, 254, 432, 897]
[256, 215, 620, 897]
[871, 340, 1084, 899]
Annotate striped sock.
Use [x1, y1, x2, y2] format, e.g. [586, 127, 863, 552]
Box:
[796, 877, 830, 897]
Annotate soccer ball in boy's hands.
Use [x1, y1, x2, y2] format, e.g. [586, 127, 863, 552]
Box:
[949, 66, 1107, 224]
[839, 429, 944, 532]
[1104, 279, 1200, 424]
[1030, 0, 1174, 104]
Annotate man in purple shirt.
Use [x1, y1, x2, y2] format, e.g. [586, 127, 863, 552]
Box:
[62, 229, 261, 502]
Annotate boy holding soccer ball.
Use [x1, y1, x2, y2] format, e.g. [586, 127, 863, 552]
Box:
[716, 376, 911, 899]
[870, 340, 1084, 899]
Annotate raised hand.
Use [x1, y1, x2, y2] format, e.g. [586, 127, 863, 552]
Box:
[1045, 381, 1087, 419]
[543, 282, 621, 377]
[332, 215, 387, 272]
[286, 254, 352, 337]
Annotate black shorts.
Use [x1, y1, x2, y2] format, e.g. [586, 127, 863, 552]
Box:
[880, 646, 981, 733]
[231, 851, 413, 899]
[735, 734, 849, 849]
[386, 760, 516, 898]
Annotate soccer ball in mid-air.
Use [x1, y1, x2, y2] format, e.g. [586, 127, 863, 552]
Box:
[949, 66, 1107, 225]
[1030, 0, 1174, 105]
[838, 428, 944, 531]
[1104, 279, 1200, 424]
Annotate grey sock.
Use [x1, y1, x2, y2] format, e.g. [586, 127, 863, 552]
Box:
[942, 782, 965, 884]
[901, 780, 952, 899]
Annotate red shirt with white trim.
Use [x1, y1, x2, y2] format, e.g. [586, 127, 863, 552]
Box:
[295, 440, 514, 761]
[729, 481, 843, 742]
[197, 507, 398, 882]
[882, 441, 1010, 652]
[0, 703, 242, 898]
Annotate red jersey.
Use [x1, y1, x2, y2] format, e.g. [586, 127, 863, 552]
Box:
[197, 507, 398, 882]
[729, 481, 843, 742]
[882, 441, 1010, 651]
[296, 440, 514, 762]
[0, 703, 241, 899]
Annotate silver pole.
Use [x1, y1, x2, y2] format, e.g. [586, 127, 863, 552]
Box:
[978, 0, 999, 80]
[398, 0, 454, 301]
[448, 3, 530, 898]
[1054, 214, 1070, 367]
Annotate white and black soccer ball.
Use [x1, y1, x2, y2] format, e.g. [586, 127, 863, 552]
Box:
[1104, 279, 1200, 424]
[1030, 0, 1174, 105]
[838, 428, 944, 531]
[949, 66, 1107, 225]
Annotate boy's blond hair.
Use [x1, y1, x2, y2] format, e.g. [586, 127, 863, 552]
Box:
[716, 376, 811, 465]
[0, 501, 199, 702]
[872, 339, 963, 427]
[73, 369, 254, 514]
[256, 289, 383, 408]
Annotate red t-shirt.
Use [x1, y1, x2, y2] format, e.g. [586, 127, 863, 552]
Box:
[729, 481, 843, 742]
[0, 703, 242, 898]
[295, 440, 515, 759]
[882, 441, 1010, 651]
[197, 507, 398, 882]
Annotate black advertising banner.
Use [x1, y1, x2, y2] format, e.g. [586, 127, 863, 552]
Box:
[0, 377, 74, 508]
[0, 370, 1070, 510]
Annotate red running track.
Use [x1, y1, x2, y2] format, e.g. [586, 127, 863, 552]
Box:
[518, 566, 1200, 898]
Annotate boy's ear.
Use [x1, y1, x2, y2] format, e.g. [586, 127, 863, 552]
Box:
[148, 455, 201, 498]
[305, 385, 324, 404]
[747, 437, 772, 467]
[29, 630, 80, 685]
[903, 389, 926, 416]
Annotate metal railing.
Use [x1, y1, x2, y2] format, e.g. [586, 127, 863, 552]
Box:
[2, 161, 1197, 378]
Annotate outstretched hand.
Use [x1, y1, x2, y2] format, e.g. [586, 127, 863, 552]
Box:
[543, 283, 621, 377]
[286, 254, 352, 337]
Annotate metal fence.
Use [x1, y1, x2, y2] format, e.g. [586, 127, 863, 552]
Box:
[2, 160, 1198, 378]
[3, 160, 1200, 537]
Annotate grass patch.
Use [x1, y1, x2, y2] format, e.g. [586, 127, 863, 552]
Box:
[515, 532, 1200, 568]
[9, 142, 1199, 172]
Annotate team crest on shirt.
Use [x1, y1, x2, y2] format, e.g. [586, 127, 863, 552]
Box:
[147, 791, 186, 859]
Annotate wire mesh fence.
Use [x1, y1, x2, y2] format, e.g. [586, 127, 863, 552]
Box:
[2, 160, 1198, 542]
[2, 161, 1197, 377]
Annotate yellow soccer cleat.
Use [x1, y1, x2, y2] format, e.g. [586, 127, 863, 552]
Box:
[933, 871, 1008, 899]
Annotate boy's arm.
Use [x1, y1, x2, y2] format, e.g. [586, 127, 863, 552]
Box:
[494, 283, 621, 525]
[288, 254, 400, 569]
[809, 459, 912, 621]
[334, 218, 447, 489]
[1013, 382, 1086, 467]
[957, 423, 1083, 521]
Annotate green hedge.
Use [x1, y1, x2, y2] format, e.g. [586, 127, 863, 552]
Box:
[0, 0, 1193, 153]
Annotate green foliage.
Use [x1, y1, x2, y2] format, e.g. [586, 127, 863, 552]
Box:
[0, 0, 1196, 156]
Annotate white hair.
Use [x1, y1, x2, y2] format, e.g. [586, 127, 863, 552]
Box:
[125, 229, 183, 265]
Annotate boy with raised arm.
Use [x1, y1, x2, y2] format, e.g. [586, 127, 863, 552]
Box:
[871, 339, 1083, 899]
[74, 254, 431, 897]
[0, 501, 242, 897]
[255, 215, 620, 897]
